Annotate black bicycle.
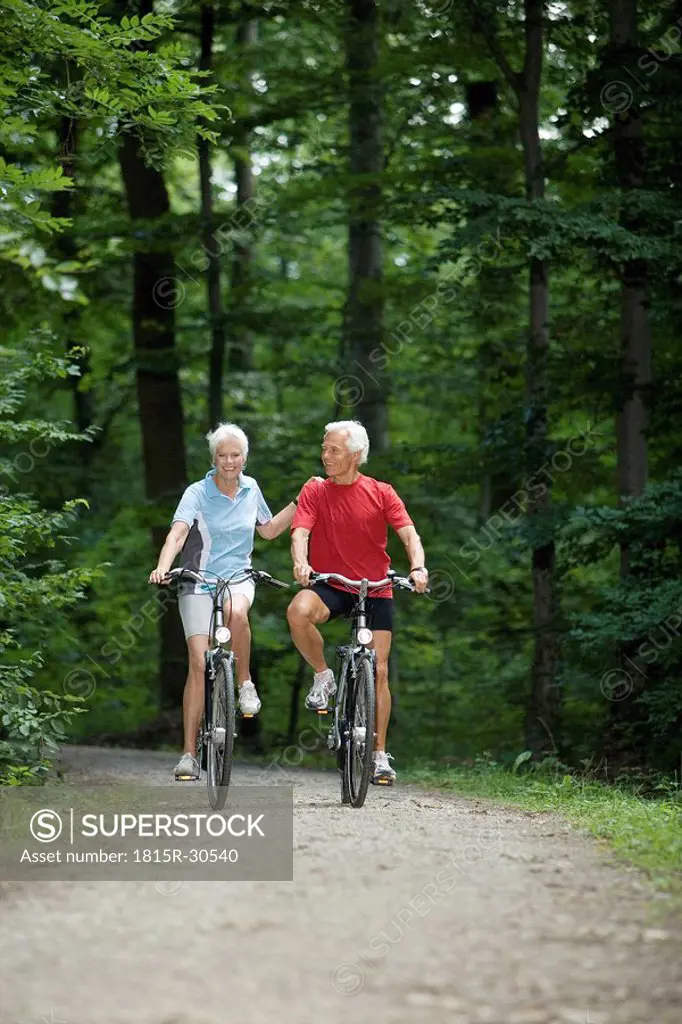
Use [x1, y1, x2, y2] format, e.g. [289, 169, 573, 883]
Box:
[306, 569, 423, 808]
[162, 565, 288, 809]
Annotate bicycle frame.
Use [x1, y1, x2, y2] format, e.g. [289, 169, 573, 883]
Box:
[323, 582, 376, 754]
[306, 570, 423, 783]
[161, 565, 288, 787]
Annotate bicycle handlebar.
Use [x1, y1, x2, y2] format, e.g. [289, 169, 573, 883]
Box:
[159, 567, 289, 589]
[308, 570, 426, 594]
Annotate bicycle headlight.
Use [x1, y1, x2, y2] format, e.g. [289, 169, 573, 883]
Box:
[215, 626, 231, 645]
[357, 627, 373, 645]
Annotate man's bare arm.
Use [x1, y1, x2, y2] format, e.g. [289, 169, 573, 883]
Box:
[396, 524, 428, 593]
[291, 526, 313, 584]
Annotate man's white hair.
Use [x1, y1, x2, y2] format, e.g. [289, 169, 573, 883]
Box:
[324, 419, 369, 465]
[205, 422, 249, 463]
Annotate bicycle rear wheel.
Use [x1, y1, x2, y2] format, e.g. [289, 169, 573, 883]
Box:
[207, 656, 235, 810]
[345, 656, 376, 808]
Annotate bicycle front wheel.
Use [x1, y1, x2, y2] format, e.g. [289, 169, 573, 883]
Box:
[207, 656, 235, 810]
[345, 656, 376, 808]
[334, 661, 351, 804]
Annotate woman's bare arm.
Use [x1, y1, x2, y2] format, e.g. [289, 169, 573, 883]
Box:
[149, 521, 190, 583]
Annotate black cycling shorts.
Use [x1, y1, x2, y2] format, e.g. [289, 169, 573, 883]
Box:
[311, 582, 394, 633]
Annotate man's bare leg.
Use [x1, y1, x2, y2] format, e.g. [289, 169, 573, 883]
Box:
[286, 590, 330, 672]
[371, 630, 393, 752]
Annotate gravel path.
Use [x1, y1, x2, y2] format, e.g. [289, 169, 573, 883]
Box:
[1, 745, 681, 1024]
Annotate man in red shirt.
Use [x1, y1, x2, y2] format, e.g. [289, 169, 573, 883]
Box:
[287, 420, 428, 785]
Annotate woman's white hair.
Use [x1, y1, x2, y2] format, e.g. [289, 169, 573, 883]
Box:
[324, 419, 370, 465]
[205, 422, 249, 463]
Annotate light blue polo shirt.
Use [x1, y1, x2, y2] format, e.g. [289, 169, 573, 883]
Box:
[172, 470, 272, 593]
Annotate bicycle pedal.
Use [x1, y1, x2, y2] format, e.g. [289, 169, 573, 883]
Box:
[175, 775, 196, 782]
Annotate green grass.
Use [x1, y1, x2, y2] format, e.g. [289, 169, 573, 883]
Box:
[402, 760, 682, 897]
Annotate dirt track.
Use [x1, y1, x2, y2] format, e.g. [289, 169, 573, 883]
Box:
[1, 745, 680, 1024]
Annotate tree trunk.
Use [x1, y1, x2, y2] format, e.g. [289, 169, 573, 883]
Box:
[286, 654, 306, 747]
[273, 257, 288, 414]
[518, 0, 560, 756]
[118, 131, 189, 712]
[228, 18, 258, 377]
[468, 82, 497, 522]
[612, 0, 651, 576]
[616, 269, 650, 516]
[342, 0, 387, 452]
[471, 1, 559, 754]
[199, 4, 227, 431]
[465, 80, 518, 522]
[602, 0, 652, 769]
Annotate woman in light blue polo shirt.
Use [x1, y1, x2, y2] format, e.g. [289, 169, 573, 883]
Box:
[149, 422, 305, 781]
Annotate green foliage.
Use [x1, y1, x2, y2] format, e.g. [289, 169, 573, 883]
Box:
[1, 0, 218, 155]
[512, 749, 532, 773]
[0, 636, 87, 784]
[560, 474, 682, 761]
[0, 345, 100, 783]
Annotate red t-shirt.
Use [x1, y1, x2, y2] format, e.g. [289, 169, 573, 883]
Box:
[291, 475, 413, 598]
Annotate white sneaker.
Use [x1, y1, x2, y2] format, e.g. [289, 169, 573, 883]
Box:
[371, 751, 396, 786]
[305, 669, 336, 711]
[174, 752, 199, 781]
[239, 681, 261, 716]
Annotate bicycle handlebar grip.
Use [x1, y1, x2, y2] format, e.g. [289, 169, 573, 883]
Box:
[152, 568, 180, 584]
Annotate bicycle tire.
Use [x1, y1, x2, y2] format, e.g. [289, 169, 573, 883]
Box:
[334, 659, 351, 804]
[345, 656, 376, 808]
[207, 656, 235, 810]
[196, 728, 207, 773]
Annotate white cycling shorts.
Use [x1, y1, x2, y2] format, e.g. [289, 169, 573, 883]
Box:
[178, 580, 256, 639]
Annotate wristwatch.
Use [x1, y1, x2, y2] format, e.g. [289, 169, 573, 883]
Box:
[410, 566, 427, 574]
